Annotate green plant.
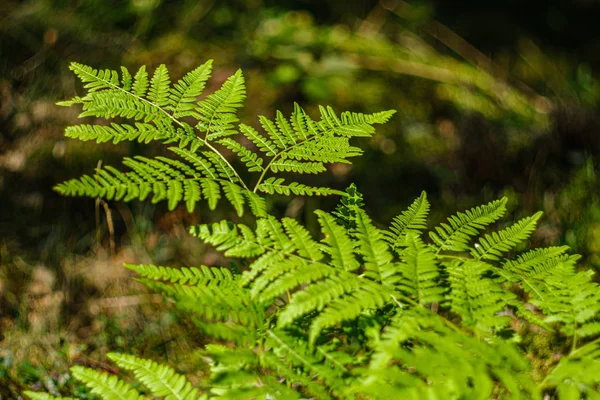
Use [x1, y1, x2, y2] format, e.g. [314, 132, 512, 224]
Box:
[27, 61, 600, 399]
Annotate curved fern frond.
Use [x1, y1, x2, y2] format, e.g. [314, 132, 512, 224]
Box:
[70, 366, 145, 400]
[386, 191, 430, 250]
[125, 263, 236, 287]
[147, 64, 171, 107]
[194, 69, 246, 140]
[257, 177, 342, 196]
[470, 211, 542, 260]
[107, 353, 199, 400]
[168, 60, 213, 117]
[429, 197, 507, 253]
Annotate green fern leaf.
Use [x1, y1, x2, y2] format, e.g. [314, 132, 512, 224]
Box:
[221, 181, 246, 217]
[387, 191, 430, 249]
[147, 64, 171, 107]
[132, 65, 149, 96]
[257, 177, 342, 196]
[471, 211, 543, 260]
[195, 69, 245, 140]
[107, 353, 199, 400]
[169, 60, 213, 117]
[218, 138, 264, 172]
[70, 366, 145, 400]
[429, 197, 507, 253]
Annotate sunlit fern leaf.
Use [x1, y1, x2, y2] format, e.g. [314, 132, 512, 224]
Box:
[270, 159, 326, 174]
[68, 62, 120, 92]
[315, 210, 359, 272]
[125, 263, 236, 287]
[396, 232, 444, 305]
[257, 177, 342, 196]
[24, 393, 76, 400]
[64, 123, 168, 144]
[445, 259, 514, 331]
[386, 191, 430, 250]
[194, 69, 245, 140]
[470, 211, 542, 260]
[498, 245, 570, 281]
[107, 353, 199, 400]
[120, 66, 132, 91]
[168, 60, 213, 117]
[318, 106, 396, 137]
[222, 181, 245, 217]
[354, 209, 395, 284]
[429, 197, 507, 253]
[132, 65, 149, 96]
[70, 366, 145, 400]
[147, 64, 171, 107]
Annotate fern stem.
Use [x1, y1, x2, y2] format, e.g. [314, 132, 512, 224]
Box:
[201, 138, 250, 191]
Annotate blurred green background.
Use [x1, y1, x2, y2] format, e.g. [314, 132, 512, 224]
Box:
[2, 0, 600, 396]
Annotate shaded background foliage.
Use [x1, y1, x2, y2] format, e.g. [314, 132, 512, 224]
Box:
[1, 0, 600, 396]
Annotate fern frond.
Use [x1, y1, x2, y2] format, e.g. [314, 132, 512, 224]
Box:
[64, 123, 169, 144]
[319, 106, 396, 137]
[125, 263, 235, 287]
[270, 159, 326, 174]
[445, 259, 514, 331]
[499, 246, 570, 280]
[257, 177, 342, 196]
[169, 60, 213, 117]
[396, 232, 444, 305]
[132, 65, 149, 96]
[147, 64, 171, 107]
[429, 197, 507, 253]
[470, 211, 542, 260]
[386, 191, 430, 249]
[194, 69, 245, 140]
[107, 353, 199, 400]
[70, 366, 145, 400]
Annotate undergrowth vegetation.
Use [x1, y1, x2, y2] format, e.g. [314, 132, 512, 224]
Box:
[25, 61, 600, 399]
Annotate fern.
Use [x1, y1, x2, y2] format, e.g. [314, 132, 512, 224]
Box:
[43, 59, 600, 400]
[56, 61, 393, 216]
[107, 353, 199, 400]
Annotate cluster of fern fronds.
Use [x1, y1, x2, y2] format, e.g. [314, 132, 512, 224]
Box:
[27, 62, 600, 399]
